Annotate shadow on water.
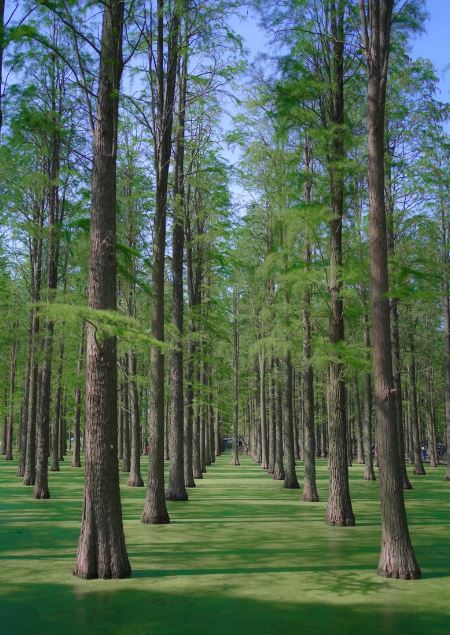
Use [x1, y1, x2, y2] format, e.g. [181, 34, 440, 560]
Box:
[1, 583, 449, 635]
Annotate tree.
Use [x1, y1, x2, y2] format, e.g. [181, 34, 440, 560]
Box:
[73, 0, 131, 580]
[359, 0, 420, 579]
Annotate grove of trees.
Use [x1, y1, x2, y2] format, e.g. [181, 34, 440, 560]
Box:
[0, 0, 449, 582]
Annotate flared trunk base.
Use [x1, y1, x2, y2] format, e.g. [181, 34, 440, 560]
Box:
[127, 474, 144, 487]
[141, 510, 170, 524]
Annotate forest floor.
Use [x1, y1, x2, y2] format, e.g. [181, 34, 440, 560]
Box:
[0, 453, 449, 635]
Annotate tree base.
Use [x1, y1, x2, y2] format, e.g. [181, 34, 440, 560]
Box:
[413, 467, 426, 475]
[231, 457, 240, 466]
[378, 545, 421, 580]
[261, 462, 269, 470]
[185, 478, 196, 488]
[127, 474, 144, 487]
[5, 454, 13, 461]
[273, 468, 284, 480]
[166, 488, 188, 501]
[23, 475, 35, 486]
[402, 478, 413, 490]
[302, 483, 319, 502]
[33, 487, 50, 499]
[72, 461, 82, 468]
[73, 552, 131, 580]
[16, 467, 24, 478]
[141, 511, 170, 524]
[364, 471, 376, 481]
[193, 470, 203, 479]
[50, 466, 60, 472]
[284, 476, 300, 489]
[444, 474, 450, 481]
[326, 503, 355, 526]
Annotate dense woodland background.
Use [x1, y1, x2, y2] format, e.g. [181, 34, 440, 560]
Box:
[0, 0, 449, 580]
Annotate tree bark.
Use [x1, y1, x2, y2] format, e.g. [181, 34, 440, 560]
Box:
[325, 1, 354, 527]
[23, 201, 44, 487]
[5, 333, 17, 460]
[283, 351, 299, 488]
[142, 1, 180, 523]
[166, 41, 188, 501]
[73, 0, 130, 579]
[408, 329, 425, 475]
[127, 351, 144, 487]
[359, 0, 420, 578]
[231, 289, 240, 466]
[258, 353, 268, 469]
[51, 336, 64, 471]
[72, 325, 84, 468]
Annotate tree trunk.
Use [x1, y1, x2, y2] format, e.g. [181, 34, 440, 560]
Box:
[166, 43, 188, 500]
[23, 201, 44, 487]
[51, 336, 64, 471]
[268, 363, 276, 474]
[73, 0, 130, 579]
[354, 381, 365, 465]
[325, 3, 354, 527]
[273, 360, 284, 480]
[142, 0, 180, 525]
[5, 334, 17, 460]
[231, 289, 240, 466]
[258, 353, 268, 469]
[127, 352, 144, 487]
[359, 0, 420, 579]
[72, 325, 84, 468]
[122, 372, 131, 473]
[408, 330, 425, 475]
[301, 137, 319, 500]
[17, 312, 33, 477]
[283, 351, 299, 488]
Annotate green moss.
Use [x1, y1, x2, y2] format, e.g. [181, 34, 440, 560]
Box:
[1, 455, 449, 634]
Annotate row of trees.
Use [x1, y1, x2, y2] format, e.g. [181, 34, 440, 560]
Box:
[0, 0, 448, 581]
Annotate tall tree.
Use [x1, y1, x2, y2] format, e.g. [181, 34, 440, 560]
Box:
[142, 0, 180, 524]
[73, 0, 130, 579]
[359, 0, 420, 579]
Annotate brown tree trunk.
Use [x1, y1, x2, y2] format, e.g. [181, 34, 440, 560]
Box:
[273, 360, 284, 480]
[72, 325, 84, 468]
[231, 289, 240, 466]
[302, 137, 319, 501]
[51, 336, 64, 471]
[425, 368, 437, 467]
[408, 330, 425, 475]
[386, 154, 412, 489]
[283, 351, 299, 488]
[23, 201, 44, 487]
[34, 53, 64, 499]
[362, 306, 376, 480]
[214, 406, 221, 457]
[166, 39, 188, 502]
[142, 1, 180, 524]
[122, 372, 131, 473]
[17, 312, 33, 477]
[5, 334, 17, 460]
[258, 353, 268, 469]
[354, 381, 365, 465]
[359, 0, 420, 578]
[127, 352, 144, 487]
[325, 2, 354, 527]
[73, 0, 130, 579]
[268, 363, 276, 474]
